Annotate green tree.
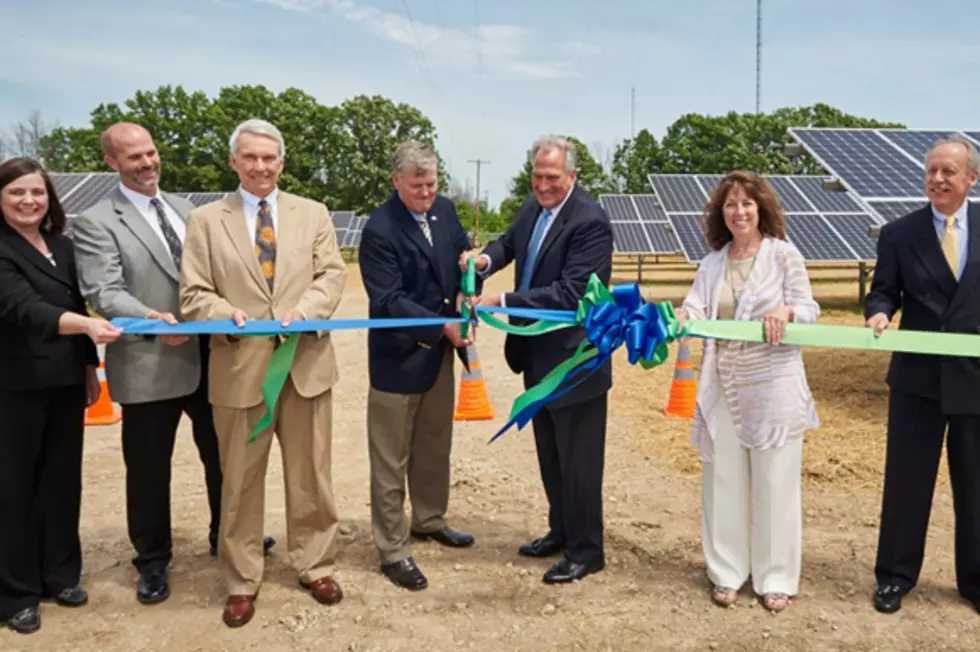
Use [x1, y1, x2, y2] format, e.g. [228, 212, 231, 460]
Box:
[611, 128, 664, 192]
[39, 86, 446, 215]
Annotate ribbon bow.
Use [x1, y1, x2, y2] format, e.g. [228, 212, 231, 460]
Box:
[487, 274, 684, 442]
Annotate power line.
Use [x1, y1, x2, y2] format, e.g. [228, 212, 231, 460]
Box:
[467, 158, 490, 247]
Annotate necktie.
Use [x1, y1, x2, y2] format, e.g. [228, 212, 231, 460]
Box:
[149, 197, 182, 270]
[518, 209, 553, 291]
[416, 213, 433, 245]
[254, 199, 276, 290]
[942, 214, 959, 278]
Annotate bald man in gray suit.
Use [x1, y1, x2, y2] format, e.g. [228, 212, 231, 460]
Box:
[71, 123, 273, 607]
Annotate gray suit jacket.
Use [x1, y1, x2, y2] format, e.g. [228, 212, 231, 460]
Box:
[72, 186, 202, 405]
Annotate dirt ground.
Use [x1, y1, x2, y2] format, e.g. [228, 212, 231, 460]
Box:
[7, 260, 980, 652]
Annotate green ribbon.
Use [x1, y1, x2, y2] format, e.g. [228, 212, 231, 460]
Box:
[250, 334, 300, 444]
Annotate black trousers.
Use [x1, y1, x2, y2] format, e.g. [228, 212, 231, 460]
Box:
[875, 389, 980, 598]
[0, 385, 86, 620]
[531, 392, 608, 566]
[121, 337, 222, 574]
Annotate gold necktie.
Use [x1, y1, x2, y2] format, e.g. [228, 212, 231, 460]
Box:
[254, 200, 276, 290]
[942, 214, 959, 278]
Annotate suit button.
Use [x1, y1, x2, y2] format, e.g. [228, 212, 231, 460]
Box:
[444, 298, 450, 304]
[940, 324, 947, 332]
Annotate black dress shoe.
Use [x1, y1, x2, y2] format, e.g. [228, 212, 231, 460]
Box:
[873, 584, 904, 613]
[381, 557, 428, 591]
[53, 586, 88, 607]
[519, 534, 563, 558]
[6, 607, 40, 634]
[137, 570, 170, 605]
[210, 536, 276, 557]
[542, 557, 605, 584]
[411, 527, 475, 548]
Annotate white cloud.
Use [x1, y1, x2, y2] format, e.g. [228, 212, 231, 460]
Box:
[255, 0, 589, 79]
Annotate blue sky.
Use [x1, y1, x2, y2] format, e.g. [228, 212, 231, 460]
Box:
[2, 0, 979, 209]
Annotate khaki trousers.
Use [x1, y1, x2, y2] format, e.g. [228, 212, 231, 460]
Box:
[212, 377, 339, 596]
[367, 345, 455, 565]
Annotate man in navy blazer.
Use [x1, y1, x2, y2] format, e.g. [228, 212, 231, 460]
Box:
[461, 135, 614, 584]
[865, 134, 980, 614]
[359, 140, 478, 591]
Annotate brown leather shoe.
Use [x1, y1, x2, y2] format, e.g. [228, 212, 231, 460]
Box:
[302, 577, 343, 605]
[222, 595, 255, 627]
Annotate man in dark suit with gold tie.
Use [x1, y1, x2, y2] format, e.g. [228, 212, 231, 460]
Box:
[865, 134, 980, 613]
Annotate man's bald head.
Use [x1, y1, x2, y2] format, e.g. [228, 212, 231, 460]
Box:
[101, 122, 161, 196]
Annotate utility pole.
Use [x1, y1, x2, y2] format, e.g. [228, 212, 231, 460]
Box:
[756, 0, 762, 114]
[467, 158, 490, 247]
[630, 86, 636, 138]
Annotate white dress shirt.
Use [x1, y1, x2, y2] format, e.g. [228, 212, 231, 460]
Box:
[481, 185, 575, 307]
[118, 183, 186, 245]
[240, 186, 280, 243]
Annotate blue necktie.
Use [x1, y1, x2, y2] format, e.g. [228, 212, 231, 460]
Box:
[519, 209, 552, 291]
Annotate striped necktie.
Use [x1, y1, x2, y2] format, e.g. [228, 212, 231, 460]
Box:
[254, 199, 276, 290]
[416, 213, 433, 245]
[149, 197, 182, 269]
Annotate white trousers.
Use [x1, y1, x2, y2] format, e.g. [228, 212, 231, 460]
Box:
[700, 384, 803, 596]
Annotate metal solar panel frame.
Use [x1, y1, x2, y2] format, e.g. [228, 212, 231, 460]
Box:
[648, 173, 880, 263]
[789, 127, 980, 204]
[600, 193, 681, 255]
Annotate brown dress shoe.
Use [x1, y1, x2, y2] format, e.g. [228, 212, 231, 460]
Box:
[222, 595, 255, 627]
[302, 577, 343, 605]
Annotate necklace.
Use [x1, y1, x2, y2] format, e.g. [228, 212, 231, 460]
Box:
[727, 252, 757, 311]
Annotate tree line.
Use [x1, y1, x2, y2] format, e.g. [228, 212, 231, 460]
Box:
[3, 85, 903, 234]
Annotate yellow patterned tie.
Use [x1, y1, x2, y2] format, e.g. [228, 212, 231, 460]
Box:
[942, 214, 959, 278]
[254, 199, 276, 290]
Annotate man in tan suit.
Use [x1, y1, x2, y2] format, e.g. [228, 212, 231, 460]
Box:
[179, 118, 347, 628]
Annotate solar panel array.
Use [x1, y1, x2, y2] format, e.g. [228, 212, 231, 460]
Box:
[47, 172, 361, 245]
[647, 174, 881, 264]
[597, 194, 682, 255]
[788, 128, 980, 223]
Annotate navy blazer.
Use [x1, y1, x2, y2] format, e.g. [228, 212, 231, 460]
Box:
[0, 219, 99, 391]
[481, 185, 614, 408]
[359, 192, 478, 394]
[866, 202, 980, 415]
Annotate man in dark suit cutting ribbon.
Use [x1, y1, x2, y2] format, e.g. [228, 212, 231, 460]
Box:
[359, 140, 478, 591]
[460, 135, 614, 584]
[865, 134, 980, 614]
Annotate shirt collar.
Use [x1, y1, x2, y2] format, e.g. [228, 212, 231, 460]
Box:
[932, 198, 969, 226]
[240, 186, 279, 211]
[118, 182, 162, 212]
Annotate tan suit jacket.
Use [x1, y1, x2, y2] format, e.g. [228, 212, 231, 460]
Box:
[179, 191, 347, 409]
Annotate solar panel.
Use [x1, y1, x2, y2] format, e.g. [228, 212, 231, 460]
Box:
[789, 129, 925, 198]
[822, 214, 878, 260]
[786, 215, 857, 262]
[642, 222, 682, 254]
[611, 222, 653, 253]
[187, 192, 228, 207]
[763, 177, 813, 213]
[667, 213, 710, 263]
[62, 174, 120, 215]
[790, 176, 864, 212]
[341, 216, 365, 248]
[866, 200, 929, 222]
[966, 133, 980, 146]
[877, 130, 957, 163]
[599, 195, 640, 221]
[50, 172, 90, 200]
[330, 210, 355, 229]
[648, 176, 707, 212]
[631, 195, 666, 222]
[696, 175, 725, 195]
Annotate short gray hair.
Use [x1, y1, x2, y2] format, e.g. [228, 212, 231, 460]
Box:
[926, 133, 980, 174]
[229, 119, 286, 156]
[529, 135, 577, 173]
[392, 140, 438, 175]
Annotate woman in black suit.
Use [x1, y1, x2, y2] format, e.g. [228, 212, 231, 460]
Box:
[0, 158, 122, 634]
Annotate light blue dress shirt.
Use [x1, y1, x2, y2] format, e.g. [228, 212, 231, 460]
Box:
[931, 200, 969, 280]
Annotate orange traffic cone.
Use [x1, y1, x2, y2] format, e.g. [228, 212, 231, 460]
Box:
[85, 345, 122, 426]
[454, 344, 494, 421]
[663, 339, 697, 418]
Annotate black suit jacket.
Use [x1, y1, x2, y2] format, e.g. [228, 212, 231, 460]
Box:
[482, 186, 614, 408]
[359, 192, 479, 394]
[0, 220, 99, 391]
[865, 203, 980, 414]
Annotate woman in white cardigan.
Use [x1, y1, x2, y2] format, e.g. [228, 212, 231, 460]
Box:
[675, 171, 820, 613]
